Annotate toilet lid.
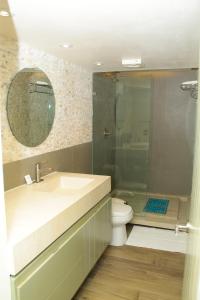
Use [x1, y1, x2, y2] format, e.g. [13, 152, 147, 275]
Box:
[112, 202, 132, 217]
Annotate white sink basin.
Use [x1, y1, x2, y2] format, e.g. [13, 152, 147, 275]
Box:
[37, 176, 94, 193]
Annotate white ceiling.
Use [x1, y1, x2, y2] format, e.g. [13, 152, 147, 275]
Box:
[2, 0, 200, 71]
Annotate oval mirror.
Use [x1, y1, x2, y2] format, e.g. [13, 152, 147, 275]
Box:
[7, 68, 55, 147]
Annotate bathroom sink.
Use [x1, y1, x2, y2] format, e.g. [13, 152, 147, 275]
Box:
[36, 175, 94, 193]
[5, 171, 111, 274]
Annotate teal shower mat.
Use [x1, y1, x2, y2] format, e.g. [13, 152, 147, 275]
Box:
[143, 198, 169, 214]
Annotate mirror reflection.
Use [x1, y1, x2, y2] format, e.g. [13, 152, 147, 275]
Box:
[7, 68, 55, 147]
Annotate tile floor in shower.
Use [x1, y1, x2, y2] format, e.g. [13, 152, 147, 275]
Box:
[112, 190, 190, 230]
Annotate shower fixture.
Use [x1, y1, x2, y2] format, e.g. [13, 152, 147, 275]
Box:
[180, 80, 198, 100]
[29, 81, 53, 94]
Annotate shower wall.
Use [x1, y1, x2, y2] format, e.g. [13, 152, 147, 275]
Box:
[149, 70, 197, 195]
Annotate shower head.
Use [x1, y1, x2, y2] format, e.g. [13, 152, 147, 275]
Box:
[180, 80, 198, 100]
[180, 80, 198, 90]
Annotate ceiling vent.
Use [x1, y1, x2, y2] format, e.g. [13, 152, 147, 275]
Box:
[122, 58, 142, 68]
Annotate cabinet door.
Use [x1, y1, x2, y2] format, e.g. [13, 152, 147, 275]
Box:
[91, 198, 112, 265]
[11, 196, 112, 300]
[104, 199, 112, 247]
[11, 224, 88, 300]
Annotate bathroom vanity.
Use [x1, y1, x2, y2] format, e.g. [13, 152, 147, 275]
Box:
[5, 172, 111, 300]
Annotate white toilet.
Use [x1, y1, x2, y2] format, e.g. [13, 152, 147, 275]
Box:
[110, 198, 133, 246]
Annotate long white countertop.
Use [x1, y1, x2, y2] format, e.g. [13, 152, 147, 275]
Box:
[5, 172, 111, 275]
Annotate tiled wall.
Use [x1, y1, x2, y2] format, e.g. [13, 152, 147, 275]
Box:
[0, 36, 92, 163]
[0, 36, 93, 189]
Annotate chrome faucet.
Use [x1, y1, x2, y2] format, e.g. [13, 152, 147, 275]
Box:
[35, 163, 43, 183]
[35, 162, 52, 183]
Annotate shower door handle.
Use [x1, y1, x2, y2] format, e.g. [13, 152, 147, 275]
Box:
[104, 128, 112, 137]
[175, 222, 192, 235]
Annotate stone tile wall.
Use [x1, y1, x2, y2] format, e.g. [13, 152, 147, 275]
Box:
[0, 36, 92, 163]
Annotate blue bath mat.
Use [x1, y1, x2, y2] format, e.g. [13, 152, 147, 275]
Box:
[143, 198, 169, 214]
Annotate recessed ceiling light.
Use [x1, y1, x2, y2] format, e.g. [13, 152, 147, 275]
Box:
[96, 62, 102, 66]
[0, 10, 10, 17]
[62, 44, 73, 49]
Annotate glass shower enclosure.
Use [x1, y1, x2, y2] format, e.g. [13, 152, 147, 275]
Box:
[115, 75, 151, 192]
[93, 70, 197, 226]
[93, 72, 151, 215]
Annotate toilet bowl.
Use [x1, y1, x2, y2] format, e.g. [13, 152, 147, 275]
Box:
[110, 198, 133, 246]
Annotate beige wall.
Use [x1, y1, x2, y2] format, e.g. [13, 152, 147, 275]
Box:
[0, 36, 92, 164]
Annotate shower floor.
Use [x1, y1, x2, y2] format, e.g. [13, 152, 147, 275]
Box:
[112, 189, 190, 230]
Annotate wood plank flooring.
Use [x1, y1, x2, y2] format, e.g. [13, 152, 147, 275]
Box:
[74, 246, 185, 300]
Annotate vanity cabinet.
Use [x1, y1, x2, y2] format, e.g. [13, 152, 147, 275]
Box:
[11, 196, 112, 300]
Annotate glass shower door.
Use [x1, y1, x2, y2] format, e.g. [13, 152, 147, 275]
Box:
[92, 74, 116, 187]
[114, 75, 151, 213]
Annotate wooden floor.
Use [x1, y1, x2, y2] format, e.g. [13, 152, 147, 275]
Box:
[74, 246, 185, 300]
